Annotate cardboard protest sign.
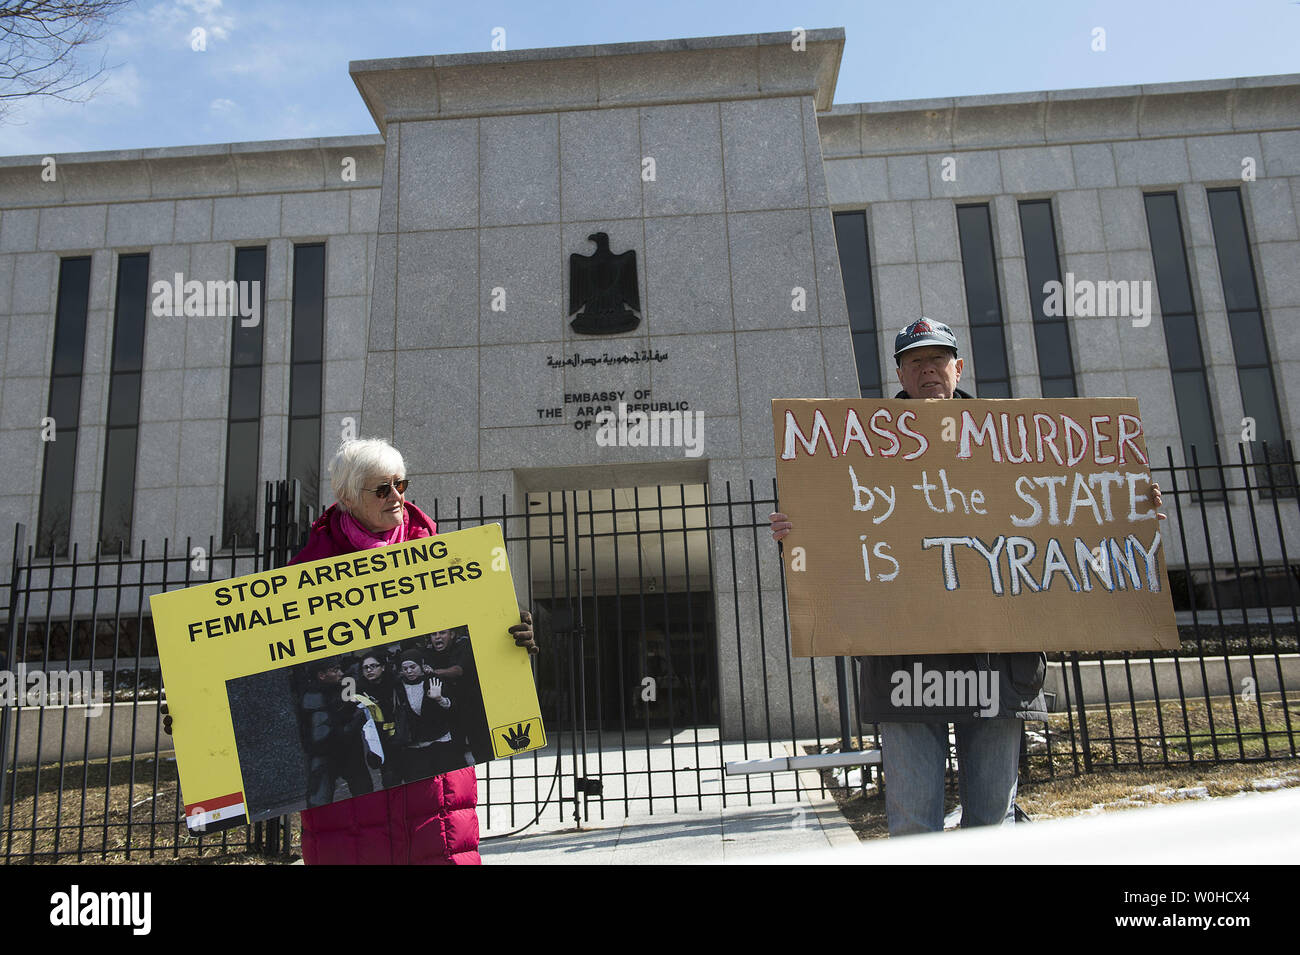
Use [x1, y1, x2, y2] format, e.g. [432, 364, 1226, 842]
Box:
[150, 523, 544, 832]
[772, 398, 1179, 657]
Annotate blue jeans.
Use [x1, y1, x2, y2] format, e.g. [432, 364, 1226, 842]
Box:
[881, 718, 1023, 837]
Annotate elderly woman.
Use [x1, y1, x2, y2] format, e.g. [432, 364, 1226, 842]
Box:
[289, 437, 536, 865]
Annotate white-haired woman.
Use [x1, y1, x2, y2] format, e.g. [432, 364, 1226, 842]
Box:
[288, 437, 535, 865]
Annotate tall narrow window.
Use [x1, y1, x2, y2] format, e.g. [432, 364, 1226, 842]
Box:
[288, 243, 325, 509]
[956, 204, 1012, 397]
[1018, 200, 1077, 397]
[36, 257, 92, 558]
[223, 247, 267, 546]
[833, 210, 882, 397]
[1206, 187, 1293, 493]
[1143, 192, 1220, 492]
[99, 254, 149, 552]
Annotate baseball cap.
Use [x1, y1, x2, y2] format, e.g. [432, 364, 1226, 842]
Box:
[894, 317, 959, 359]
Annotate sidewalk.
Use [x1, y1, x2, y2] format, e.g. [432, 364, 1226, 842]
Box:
[481, 782, 1300, 865]
[480, 797, 857, 864]
[769, 787, 1300, 864]
[476, 729, 862, 863]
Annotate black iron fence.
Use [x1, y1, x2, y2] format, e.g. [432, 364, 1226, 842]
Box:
[1046, 442, 1298, 776]
[1, 445, 1297, 863]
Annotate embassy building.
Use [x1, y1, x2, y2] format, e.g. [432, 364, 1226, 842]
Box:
[1, 29, 1298, 735]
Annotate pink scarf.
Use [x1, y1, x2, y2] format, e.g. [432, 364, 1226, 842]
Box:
[338, 508, 411, 550]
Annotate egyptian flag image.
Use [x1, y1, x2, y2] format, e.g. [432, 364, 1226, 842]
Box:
[185, 790, 247, 833]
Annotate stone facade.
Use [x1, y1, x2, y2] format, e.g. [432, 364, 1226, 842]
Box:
[1, 29, 1297, 734]
[820, 77, 1300, 567]
[0, 137, 385, 554]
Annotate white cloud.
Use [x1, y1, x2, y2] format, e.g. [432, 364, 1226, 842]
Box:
[0, 61, 147, 155]
[95, 62, 145, 109]
[281, 109, 328, 138]
[215, 43, 291, 78]
[177, 0, 235, 42]
[210, 97, 237, 112]
[118, 0, 235, 50]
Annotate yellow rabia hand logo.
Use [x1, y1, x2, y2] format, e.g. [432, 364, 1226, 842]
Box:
[490, 716, 545, 757]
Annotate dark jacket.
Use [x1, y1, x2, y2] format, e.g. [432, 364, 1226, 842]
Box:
[300, 681, 367, 758]
[354, 672, 398, 740]
[856, 388, 1050, 722]
[430, 635, 494, 762]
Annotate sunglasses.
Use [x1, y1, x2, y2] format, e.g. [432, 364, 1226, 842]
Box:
[363, 479, 410, 499]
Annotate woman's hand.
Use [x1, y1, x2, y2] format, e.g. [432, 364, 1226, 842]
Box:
[509, 610, 538, 655]
[427, 676, 443, 700]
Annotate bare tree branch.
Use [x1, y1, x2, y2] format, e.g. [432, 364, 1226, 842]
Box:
[0, 0, 135, 123]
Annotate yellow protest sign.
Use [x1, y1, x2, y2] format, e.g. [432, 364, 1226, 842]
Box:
[149, 523, 544, 832]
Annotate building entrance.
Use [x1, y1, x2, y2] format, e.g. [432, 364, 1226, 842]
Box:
[527, 484, 718, 732]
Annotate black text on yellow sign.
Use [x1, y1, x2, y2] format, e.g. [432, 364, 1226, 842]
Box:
[150, 523, 545, 830]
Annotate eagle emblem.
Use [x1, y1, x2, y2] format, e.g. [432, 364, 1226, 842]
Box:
[568, 232, 641, 335]
[910, 318, 934, 335]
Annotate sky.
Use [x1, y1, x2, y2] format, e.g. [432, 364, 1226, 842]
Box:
[1, 0, 1298, 156]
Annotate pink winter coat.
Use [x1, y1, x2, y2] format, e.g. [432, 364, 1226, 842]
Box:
[288, 501, 481, 865]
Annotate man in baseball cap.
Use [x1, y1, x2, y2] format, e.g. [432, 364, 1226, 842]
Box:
[892, 317, 971, 401]
[893, 317, 959, 359]
[772, 317, 1165, 836]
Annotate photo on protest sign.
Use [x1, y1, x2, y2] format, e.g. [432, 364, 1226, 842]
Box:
[226, 624, 501, 819]
[772, 397, 1179, 658]
[149, 523, 545, 832]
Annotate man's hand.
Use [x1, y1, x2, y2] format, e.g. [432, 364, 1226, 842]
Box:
[1150, 482, 1167, 521]
[509, 610, 538, 655]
